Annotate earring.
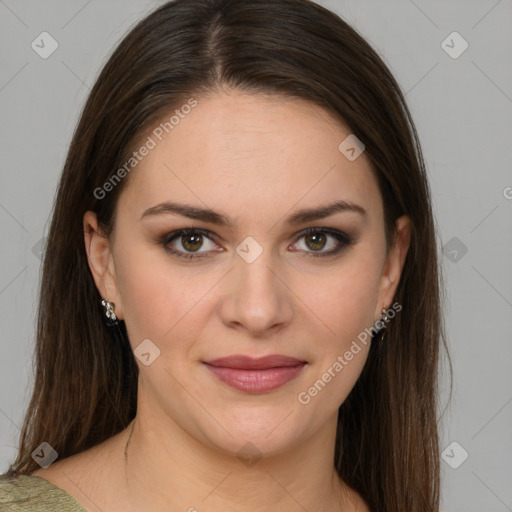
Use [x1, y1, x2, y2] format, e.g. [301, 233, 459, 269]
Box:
[101, 299, 119, 327]
[376, 306, 388, 342]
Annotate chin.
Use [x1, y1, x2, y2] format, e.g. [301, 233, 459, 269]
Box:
[192, 405, 308, 460]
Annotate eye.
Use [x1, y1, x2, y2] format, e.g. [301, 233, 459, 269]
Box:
[161, 229, 221, 260]
[290, 227, 354, 258]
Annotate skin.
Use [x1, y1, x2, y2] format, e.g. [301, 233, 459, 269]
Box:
[33, 88, 411, 511]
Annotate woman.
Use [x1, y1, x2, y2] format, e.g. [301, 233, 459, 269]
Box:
[0, 0, 449, 510]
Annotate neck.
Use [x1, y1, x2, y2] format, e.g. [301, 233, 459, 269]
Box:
[121, 406, 352, 511]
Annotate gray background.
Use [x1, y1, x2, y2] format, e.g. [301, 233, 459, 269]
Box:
[1, 1, 511, 510]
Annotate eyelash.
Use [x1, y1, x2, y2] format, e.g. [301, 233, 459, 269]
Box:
[160, 227, 355, 260]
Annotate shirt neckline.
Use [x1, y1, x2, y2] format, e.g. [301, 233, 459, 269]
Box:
[25, 474, 89, 511]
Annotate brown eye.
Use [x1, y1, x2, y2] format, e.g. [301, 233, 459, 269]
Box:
[304, 232, 327, 251]
[161, 228, 220, 260]
[291, 228, 355, 258]
[181, 232, 204, 252]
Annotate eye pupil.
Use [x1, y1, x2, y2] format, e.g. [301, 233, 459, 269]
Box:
[182, 233, 203, 252]
[305, 233, 326, 251]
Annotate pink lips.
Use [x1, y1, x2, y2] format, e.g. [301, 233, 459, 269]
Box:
[203, 355, 307, 393]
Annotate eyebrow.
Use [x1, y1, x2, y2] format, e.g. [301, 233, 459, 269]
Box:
[140, 199, 367, 227]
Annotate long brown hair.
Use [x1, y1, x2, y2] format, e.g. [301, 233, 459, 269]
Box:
[2, 1, 450, 510]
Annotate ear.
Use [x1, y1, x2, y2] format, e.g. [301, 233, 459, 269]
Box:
[374, 214, 411, 320]
[83, 211, 123, 320]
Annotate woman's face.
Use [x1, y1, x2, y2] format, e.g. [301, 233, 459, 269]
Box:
[85, 89, 410, 458]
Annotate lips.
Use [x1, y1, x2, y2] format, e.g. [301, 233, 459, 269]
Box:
[203, 354, 307, 393]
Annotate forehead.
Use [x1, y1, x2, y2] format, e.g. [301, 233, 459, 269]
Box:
[117, 90, 382, 226]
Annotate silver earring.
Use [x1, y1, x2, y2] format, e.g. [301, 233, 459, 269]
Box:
[376, 307, 388, 342]
[101, 299, 119, 326]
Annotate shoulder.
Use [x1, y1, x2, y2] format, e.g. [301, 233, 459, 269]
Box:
[0, 474, 87, 511]
[28, 428, 131, 510]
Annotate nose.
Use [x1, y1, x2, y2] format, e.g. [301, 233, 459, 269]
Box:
[219, 245, 294, 337]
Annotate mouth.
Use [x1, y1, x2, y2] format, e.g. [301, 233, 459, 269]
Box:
[202, 354, 307, 393]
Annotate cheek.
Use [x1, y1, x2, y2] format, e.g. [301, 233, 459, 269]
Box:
[114, 247, 184, 344]
[309, 257, 383, 347]
[296, 254, 382, 407]
[114, 246, 220, 350]
[299, 264, 379, 411]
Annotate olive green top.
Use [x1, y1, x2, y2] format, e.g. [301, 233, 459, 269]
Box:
[0, 475, 87, 511]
